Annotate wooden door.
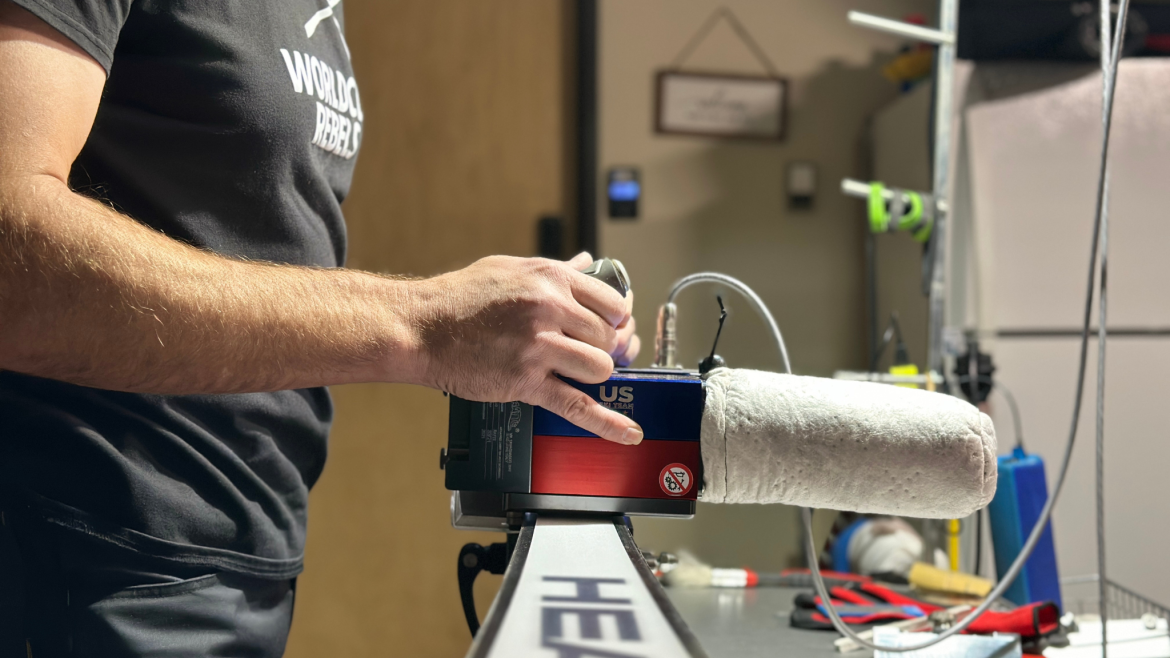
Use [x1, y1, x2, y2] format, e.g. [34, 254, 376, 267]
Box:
[284, 2, 574, 656]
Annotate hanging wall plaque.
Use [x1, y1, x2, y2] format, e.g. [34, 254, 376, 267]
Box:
[656, 72, 786, 140]
[655, 8, 788, 141]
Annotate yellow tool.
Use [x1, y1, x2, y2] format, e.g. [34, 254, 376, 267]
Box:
[889, 363, 920, 389]
[909, 562, 992, 598]
[948, 518, 961, 571]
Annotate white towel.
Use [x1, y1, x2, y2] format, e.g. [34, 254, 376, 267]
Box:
[700, 368, 997, 519]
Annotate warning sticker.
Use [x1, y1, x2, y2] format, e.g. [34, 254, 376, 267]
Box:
[659, 463, 693, 497]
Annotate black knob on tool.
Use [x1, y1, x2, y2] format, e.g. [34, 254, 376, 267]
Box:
[580, 258, 630, 298]
[457, 542, 509, 637]
[440, 447, 469, 470]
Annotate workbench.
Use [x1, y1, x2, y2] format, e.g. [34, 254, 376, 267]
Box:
[667, 587, 843, 658]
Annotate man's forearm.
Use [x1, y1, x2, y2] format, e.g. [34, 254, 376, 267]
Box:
[0, 175, 423, 394]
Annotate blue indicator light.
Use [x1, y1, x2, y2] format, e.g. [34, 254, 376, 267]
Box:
[608, 180, 641, 201]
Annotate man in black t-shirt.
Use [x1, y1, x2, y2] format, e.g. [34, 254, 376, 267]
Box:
[0, 1, 642, 655]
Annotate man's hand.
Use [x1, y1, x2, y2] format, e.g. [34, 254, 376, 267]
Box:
[409, 253, 643, 445]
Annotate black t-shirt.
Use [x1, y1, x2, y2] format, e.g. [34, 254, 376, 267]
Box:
[0, 0, 362, 578]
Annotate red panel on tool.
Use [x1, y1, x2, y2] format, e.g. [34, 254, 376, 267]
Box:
[531, 436, 700, 500]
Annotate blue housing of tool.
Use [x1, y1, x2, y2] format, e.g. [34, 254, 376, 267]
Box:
[988, 447, 1063, 608]
[531, 371, 703, 441]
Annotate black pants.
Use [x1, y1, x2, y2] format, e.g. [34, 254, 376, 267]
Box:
[0, 502, 296, 658]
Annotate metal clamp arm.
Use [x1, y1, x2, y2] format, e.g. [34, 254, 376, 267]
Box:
[458, 542, 510, 637]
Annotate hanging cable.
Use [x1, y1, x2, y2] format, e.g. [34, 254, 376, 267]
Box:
[1095, 0, 1126, 651]
[995, 381, 1027, 453]
[871, 313, 911, 372]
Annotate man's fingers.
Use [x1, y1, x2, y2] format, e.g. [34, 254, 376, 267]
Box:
[561, 305, 619, 353]
[534, 377, 643, 445]
[544, 334, 613, 384]
[613, 314, 636, 349]
[569, 274, 628, 328]
[612, 290, 637, 365]
[615, 334, 641, 367]
[611, 315, 637, 362]
[563, 253, 628, 327]
[567, 252, 593, 270]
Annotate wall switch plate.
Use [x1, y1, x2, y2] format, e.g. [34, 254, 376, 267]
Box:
[787, 161, 817, 210]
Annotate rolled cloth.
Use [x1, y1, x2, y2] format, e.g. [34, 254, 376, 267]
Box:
[699, 368, 997, 518]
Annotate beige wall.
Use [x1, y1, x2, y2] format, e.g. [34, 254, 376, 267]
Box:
[597, 0, 933, 569]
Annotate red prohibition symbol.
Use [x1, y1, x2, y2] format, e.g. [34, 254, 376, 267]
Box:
[659, 463, 693, 497]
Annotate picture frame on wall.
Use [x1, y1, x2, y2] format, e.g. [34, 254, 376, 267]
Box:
[655, 71, 788, 141]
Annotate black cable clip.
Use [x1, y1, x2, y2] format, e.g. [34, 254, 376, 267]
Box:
[954, 335, 995, 404]
[699, 295, 728, 375]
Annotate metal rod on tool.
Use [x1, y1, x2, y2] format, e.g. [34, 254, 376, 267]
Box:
[847, 11, 955, 45]
[926, 0, 958, 383]
[841, 178, 885, 199]
[841, 178, 947, 212]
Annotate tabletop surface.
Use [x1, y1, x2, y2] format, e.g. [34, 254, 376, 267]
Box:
[667, 586, 856, 658]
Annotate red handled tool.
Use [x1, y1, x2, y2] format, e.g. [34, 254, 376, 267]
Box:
[791, 582, 1062, 652]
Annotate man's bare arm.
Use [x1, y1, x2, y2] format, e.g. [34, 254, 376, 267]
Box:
[0, 3, 643, 443]
[0, 2, 424, 394]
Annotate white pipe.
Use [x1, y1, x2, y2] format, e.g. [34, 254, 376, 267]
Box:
[847, 11, 954, 45]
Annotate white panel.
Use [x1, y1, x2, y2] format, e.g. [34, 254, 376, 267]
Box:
[964, 60, 1170, 329]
